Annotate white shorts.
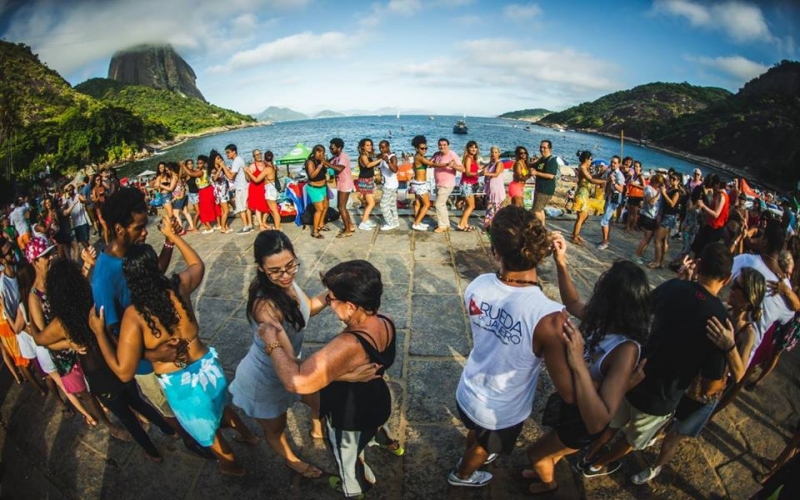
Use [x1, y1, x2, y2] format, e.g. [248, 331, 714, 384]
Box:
[265, 183, 278, 201]
[35, 345, 57, 374]
[16, 331, 37, 359]
[234, 189, 249, 214]
[410, 180, 430, 196]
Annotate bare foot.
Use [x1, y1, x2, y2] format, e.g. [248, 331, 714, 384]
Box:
[286, 461, 323, 478]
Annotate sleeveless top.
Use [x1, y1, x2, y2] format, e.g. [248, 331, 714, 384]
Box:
[251, 282, 310, 377]
[461, 158, 479, 185]
[379, 154, 398, 190]
[456, 273, 563, 429]
[307, 161, 326, 182]
[196, 170, 211, 190]
[320, 314, 396, 431]
[32, 287, 78, 376]
[358, 156, 375, 179]
[483, 161, 506, 205]
[708, 191, 729, 229]
[585, 333, 641, 382]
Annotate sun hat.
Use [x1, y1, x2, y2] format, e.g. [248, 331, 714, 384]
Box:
[25, 236, 56, 264]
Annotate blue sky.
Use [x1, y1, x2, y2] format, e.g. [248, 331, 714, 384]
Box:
[0, 0, 796, 116]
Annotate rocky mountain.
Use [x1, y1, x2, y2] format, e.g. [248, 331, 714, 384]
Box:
[498, 108, 553, 121]
[108, 44, 206, 101]
[0, 41, 167, 179]
[314, 109, 345, 118]
[76, 78, 255, 135]
[538, 82, 731, 138]
[655, 60, 800, 187]
[254, 106, 308, 122]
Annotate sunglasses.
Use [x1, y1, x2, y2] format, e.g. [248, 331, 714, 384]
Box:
[418, 146, 428, 151]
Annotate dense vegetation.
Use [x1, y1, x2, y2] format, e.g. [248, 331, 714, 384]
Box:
[75, 78, 255, 135]
[539, 82, 731, 138]
[0, 41, 168, 179]
[498, 108, 553, 120]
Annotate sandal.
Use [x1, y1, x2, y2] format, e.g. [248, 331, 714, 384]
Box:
[320, 225, 331, 231]
[83, 414, 98, 427]
[335, 229, 348, 238]
[286, 461, 323, 479]
[457, 226, 474, 232]
[648, 262, 663, 269]
[311, 231, 324, 239]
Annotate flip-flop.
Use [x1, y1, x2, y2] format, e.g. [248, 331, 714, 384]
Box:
[286, 462, 323, 479]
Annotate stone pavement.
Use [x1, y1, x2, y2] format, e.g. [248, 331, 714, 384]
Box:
[2, 211, 799, 500]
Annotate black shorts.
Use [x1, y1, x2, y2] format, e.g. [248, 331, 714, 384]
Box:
[691, 224, 725, 256]
[73, 224, 90, 243]
[638, 215, 658, 232]
[457, 403, 524, 455]
[555, 402, 605, 450]
[627, 196, 643, 208]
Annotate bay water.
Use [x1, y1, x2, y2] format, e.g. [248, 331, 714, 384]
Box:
[118, 115, 704, 179]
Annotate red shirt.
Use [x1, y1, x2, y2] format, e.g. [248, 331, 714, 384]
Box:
[709, 191, 729, 229]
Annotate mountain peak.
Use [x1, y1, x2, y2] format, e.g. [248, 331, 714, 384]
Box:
[108, 44, 205, 101]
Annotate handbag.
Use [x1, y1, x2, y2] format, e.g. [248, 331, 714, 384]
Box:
[610, 191, 622, 205]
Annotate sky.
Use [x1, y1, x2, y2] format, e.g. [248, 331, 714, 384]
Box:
[0, 0, 797, 117]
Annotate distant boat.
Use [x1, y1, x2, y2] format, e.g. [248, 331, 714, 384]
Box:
[453, 120, 468, 135]
[524, 125, 531, 131]
[429, 115, 435, 120]
[396, 109, 400, 119]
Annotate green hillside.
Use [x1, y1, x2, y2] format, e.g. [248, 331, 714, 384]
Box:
[538, 82, 731, 139]
[0, 41, 167, 178]
[75, 78, 255, 135]
[498, 108, 553, 120]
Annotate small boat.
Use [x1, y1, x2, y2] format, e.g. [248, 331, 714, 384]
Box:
[429, 115, 435, 120]
[453, 120, 468, 134]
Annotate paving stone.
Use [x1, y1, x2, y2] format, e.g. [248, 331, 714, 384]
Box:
[195, 297, 243, 339]
[406, 360, 462, 422]
[413, 261, 460, 294]
[409, 294, 470, 356]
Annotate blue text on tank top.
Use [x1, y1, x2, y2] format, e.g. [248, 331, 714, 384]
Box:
[91, 253, 153, 375]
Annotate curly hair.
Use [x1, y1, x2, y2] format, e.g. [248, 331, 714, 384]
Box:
[45, 258, 96, 348]
[581, 260, 652, 349]
[123, 243, 190, 338]
[411, 135, 427, 149]
[490, 205, 551, 271]
[247, 231, 306, 331]
[103, 187, 147, 234]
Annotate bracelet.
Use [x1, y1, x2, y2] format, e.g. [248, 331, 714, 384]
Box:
[265, 342, 283, 355]
[724, 343, 736, 353]
[163, 241, 175, 249]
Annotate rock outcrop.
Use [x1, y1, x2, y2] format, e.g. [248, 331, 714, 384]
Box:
[108, 44, 205, 101]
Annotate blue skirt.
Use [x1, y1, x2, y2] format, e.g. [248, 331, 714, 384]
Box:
[157, 347, 227, 447]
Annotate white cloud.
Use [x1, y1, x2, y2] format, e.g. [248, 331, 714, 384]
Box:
[0, 0, 308, 74]
[503, 3, 542, 21]
[361, 0, 423, 28]
[688, 54, 769, 81]
[652, 0, 774, 43]
[208, 31, 363, 73]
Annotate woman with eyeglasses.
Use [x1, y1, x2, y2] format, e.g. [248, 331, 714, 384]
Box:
[257, 258, 395, 497]
[508, 146, 532, 208]
[90, 216, 257, 475]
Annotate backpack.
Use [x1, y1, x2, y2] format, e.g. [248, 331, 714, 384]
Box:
[301, 205, 340, 228]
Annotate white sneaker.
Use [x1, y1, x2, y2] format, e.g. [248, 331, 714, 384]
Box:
[596, 242, 609, 250]
[358, 221, 374, 230]
[631, 466, 662, 485]
[483, 453, 499, 465]
[380, 224, 400, 231]
[412, 224, 427, 231]
[420, 222, 430, 228]
[201, 228, 214, 234]
[447, 469, 492, 487]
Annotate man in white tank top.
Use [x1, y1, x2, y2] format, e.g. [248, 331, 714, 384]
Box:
[448, 206, 574, 488]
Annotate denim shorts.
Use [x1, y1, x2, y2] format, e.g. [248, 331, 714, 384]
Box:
[673, 399, 717, 438]
[188, 192, 200, 205]
[600, 202, 619, 227]
[661, 214, 678, 230]
[461, 182, 477, 196]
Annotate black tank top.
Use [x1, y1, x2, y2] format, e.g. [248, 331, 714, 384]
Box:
[308, 160, 326, 182]
[358, 157, 375, 179]
[320, 315, 396, 431]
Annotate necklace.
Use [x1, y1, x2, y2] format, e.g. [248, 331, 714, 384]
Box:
[496, 272, 541, 287]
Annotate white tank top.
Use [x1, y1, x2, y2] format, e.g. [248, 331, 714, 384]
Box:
[456, 273, 564, 429]
[586, 333, 641, 382]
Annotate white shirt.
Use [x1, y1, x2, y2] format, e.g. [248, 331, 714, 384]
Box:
[64, 194, 89, 228]
[9, 205, 29, 234]
[456, 273, 563, 429]
[731, 254, 795, 364]
[230, 155, 248, 190]
[379, 153, 398, 190]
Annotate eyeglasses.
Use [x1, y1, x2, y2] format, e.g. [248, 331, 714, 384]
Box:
[265, 260, 299, 279]
[324, 293, 342, 306]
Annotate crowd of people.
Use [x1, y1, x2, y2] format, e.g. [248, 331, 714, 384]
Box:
[2, 133, 800, 499]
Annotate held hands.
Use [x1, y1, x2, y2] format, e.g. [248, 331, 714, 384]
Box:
[158, 215, 182, 241]
[706, 317, 736, 351]
[81, 246, 97, 268]
[677, 256, 697, 281]
[550, 231, 567, 266]
[561, 318, 586, 371]
[88, 306, 105, 337]
[767, 279, 789, 297]
[337, 362, 382, 383]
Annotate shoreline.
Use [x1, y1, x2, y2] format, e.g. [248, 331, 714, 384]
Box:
[81, 121, 270, 175]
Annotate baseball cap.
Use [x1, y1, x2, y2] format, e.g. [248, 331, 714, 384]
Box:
[25, 236, 56, 264]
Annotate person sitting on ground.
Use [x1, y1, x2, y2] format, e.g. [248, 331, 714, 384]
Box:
[581, 242, 733, 479]
[450, 205, 574, 488]
[630, 266, 765, 485]
[525, 244, 650, 495]
[91, 216, 258, 475]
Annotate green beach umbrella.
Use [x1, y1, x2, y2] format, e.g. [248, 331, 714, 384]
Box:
[276, 143, 311, 165]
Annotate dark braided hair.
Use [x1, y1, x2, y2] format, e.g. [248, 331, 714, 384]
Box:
[246, 231, 306, 331]
[580, 260, 652, 351]
[45, 258, 96, 348]
[123, 243, 190, 338]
